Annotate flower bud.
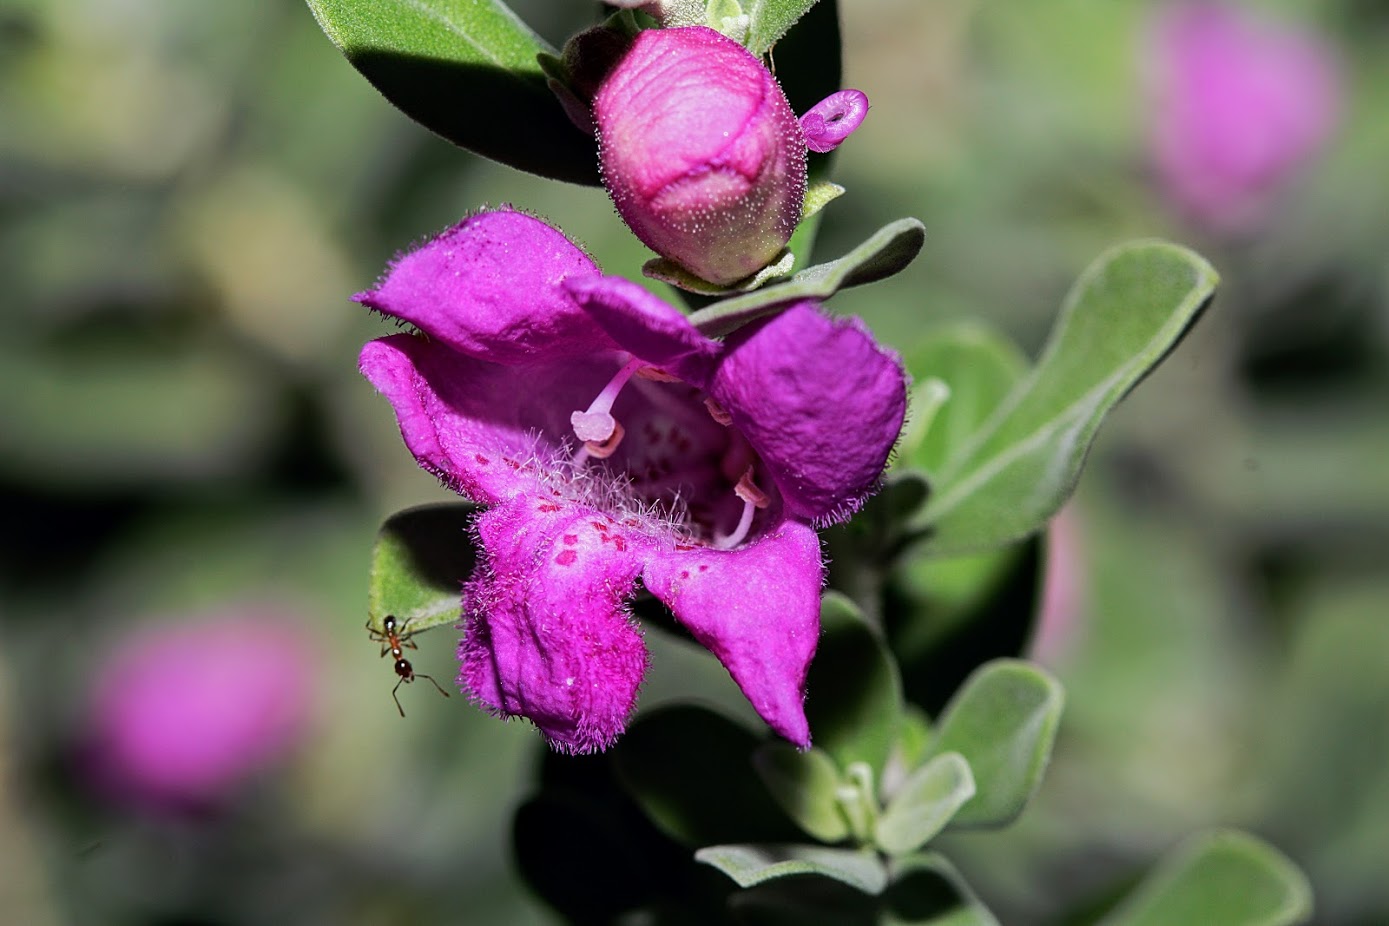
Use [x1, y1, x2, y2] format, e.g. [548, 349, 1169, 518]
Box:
[595, 26, 807, 286]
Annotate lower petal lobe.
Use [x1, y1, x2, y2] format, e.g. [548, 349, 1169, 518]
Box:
[460, 499, 653, 754]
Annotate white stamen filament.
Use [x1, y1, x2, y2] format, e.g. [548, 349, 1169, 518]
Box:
[571, 357, 646, 443]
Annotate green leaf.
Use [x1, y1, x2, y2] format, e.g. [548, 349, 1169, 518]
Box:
[898, 323, 1030, 479]
[305, 0, 599, 184]
[803, 180, 846, 219]
[743, 0, 821, 55]
[642, 248, 795, 295]
[925, 660, 1062, 829]
[889, 536, 1043, 717]
[913, 241, 1217, 555]
[1098, 830, 1313, 926]
[889, 706, 935, 775]
[612, 705, 801, 847]
[0, 339, 277, 487]
[695, 843, 887, 894]
[875, 753, 975, 855]
[805, 593, 904, 774]
[688, 218, 926, 337]
[513, 793, 657, 920]
[884, 853, 1001, 925]
[366, 503, 479, 636]
[753, 744, 850, 842]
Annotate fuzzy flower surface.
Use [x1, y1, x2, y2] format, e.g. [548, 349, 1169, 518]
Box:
[1148, 2, 1340, 230]
[595, 25, 807, 286]
[358, 209, 906, 753]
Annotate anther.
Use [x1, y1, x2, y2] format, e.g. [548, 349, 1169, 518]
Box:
[636, 366, 681, 383]
[572, 421, 626, 467]
[704, 396, 733, 426]
[585, 422, 626, 459]
[715, 467, 769, 550]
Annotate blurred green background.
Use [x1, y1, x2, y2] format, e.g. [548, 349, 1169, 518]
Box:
[2, 0, 1386, 923]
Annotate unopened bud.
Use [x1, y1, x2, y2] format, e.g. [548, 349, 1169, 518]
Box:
[595, 26, 807, 286]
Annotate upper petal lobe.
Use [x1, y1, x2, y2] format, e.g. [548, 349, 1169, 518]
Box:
[354, 209, 617, 363]
[711, 303, 907, 524]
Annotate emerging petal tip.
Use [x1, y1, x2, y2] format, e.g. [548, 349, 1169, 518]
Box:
[801, 90, 871, 154]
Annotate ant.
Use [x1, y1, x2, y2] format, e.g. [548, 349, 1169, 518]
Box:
[366, 614, 450, 717]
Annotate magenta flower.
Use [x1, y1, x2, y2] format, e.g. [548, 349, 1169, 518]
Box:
[84, 608, 316, 812]
[357, 208, 906, 753]
[594, 26, 808, 286]
[1148, 2, 1340, 230]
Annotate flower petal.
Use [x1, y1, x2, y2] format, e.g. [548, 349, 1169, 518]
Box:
[564, 275, 720, 385]
[643, 521, 823, 748]
[711, 303, 907, 524]
[354, 209, 617, 363]
[460, 501, 652, 754]
[359, 333, 623, 503]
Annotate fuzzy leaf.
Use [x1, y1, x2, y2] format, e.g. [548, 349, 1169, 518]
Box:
[743, 0, 821, 55]
[305, 0, 598, 184]
[803, 180, 846, 219]
[643, 248, 795, 295]
[914, 242, 1217, 555]
[366, 503, 479, 635]
[689, 218, 926, 337]
[884, 853, 1001, 925]
[1098, 830, 1313, 926]
[696, 843, 888, 894]
[899, 323, 1030, 479]
[753, 744, 850, 842]
[926, 660, 1062, 829]
[875, 752, 975, 855]
[612, 705, 800, 847]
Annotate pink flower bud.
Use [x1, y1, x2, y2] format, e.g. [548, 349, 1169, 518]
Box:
[1147, 3, 1341, 231]
[595, 26, 807, 286]
[83, 607, 316, 812]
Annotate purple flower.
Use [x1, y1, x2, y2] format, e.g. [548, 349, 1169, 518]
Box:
[357, 208, 906, 753]
[1148, 3, 1340, 230]
[83, 608, 316, 812]
[594, 26, 807, 286]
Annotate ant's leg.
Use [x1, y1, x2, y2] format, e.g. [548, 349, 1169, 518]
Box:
[415, 673, 451, 700]
[391, 678, 407, 717]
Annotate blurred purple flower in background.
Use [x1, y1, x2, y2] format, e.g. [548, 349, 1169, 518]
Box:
[1147, 2, 1341, 232]
[358, 209, 907, 753]
[83, 608, 316, 812]
[1030, 507, 1086, 667]
[594, 26, 808, 285]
